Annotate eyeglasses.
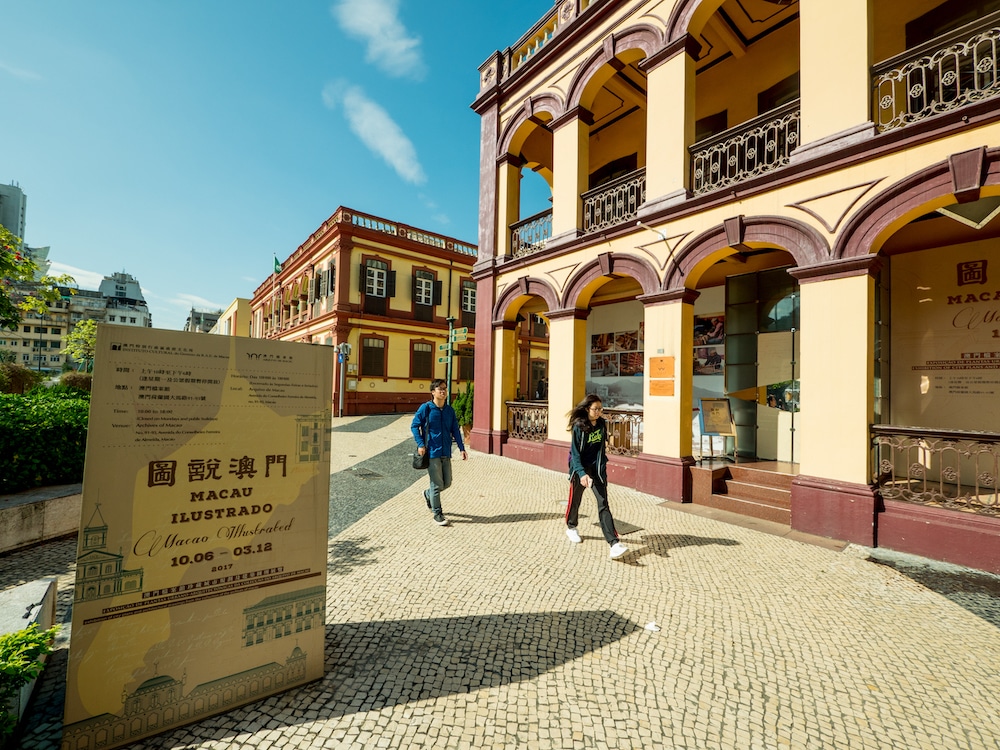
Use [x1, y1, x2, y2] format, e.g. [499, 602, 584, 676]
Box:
[589, 405, 603, 412]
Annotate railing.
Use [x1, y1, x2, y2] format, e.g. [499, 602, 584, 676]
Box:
[690, 100, 800, 196]
[604, 409, 643, 458]
[872, 425, 1000, 516]
[507, 401, 548, 442]
[341, 209, 479, 258]
[873, 11, 1000, 133]
[582, 168, 646, 235]
[510, 209, 553, 258]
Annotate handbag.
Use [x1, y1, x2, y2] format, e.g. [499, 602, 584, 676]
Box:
[412, 451, 429, 470]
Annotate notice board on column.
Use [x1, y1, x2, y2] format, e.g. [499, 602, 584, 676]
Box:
[63, 326, 333, 749]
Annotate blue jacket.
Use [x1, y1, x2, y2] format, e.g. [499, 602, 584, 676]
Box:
[411, 400, 466, 459]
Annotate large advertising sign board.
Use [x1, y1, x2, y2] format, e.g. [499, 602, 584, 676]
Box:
[62, 327, 332, 750]
[892, 243, 1000, 430]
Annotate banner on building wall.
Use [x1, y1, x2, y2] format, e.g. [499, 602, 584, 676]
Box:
[893, 245, 1000, 430]
[63, 327, 332, 750]
[587, 323, 644, 408]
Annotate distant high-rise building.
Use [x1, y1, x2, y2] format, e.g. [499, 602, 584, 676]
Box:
[184, 308, 222, 333]
[0, 182, 27, 239]
[98, 272, 152, 328]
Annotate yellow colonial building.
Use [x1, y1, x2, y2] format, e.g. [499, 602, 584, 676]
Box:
[471, 0, 1000, 572]
[250, 208, 478, 415]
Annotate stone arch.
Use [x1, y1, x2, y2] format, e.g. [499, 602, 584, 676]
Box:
[565, 24, 665, 111]
[667, 0, 730, 42]
[561, 252, 661, 309]
[667, 215, 830, 288]
[497, 92, 565, 158]
[493, 277, 561, 324]
[834, 146, 1000, 259]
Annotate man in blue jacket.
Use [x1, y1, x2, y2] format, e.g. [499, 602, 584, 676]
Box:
[411, 378, 467, 526]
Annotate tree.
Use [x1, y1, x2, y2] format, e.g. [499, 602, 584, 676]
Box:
[64, 319, 98, 372]
[0, 224, 76, 330]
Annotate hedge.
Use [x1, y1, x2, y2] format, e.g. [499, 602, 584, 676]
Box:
[0, 390, 90, 494]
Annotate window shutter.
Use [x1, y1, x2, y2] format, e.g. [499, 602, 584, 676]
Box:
[387, 270, 397, 298]
[359, 263, 367, 294]
[433, 280, 442, 306]
[411, 273, 419, 302]
[328, 267, 336, 296]
[308, 276, 316, 303]
[318, 269, 328, 298]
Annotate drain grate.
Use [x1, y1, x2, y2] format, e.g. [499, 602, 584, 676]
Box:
[350, 467, 382, 480]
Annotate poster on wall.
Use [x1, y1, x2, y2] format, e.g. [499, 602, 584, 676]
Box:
[63, 326, 333, 750]
[693, 314, 725, 375]
[892, 246, 1000, 430]
[587, 323, 644, 408]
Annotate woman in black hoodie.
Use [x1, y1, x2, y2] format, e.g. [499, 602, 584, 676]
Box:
[564, 394, 629, 559]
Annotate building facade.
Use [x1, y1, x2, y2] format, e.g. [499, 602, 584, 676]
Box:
[0, 182, 27, 240]
[209, 298, 252, 337]
[99, 272, 152, 328]
[472, 0, 1000, 572]
[250, 207, 478, 415]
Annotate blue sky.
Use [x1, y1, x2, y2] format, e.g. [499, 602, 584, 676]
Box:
[2, 0, 552, 330]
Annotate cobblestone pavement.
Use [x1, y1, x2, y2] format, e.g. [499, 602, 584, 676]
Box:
[4, 415, 1000, 749]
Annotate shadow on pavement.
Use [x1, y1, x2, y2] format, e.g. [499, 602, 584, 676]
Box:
[446, 511, 565, 524]
[331, 415, 407, 433]
[328, 537, 383, 578]
[866, 550, 1000, 629]
[318, 610, 639, 715]
[637, 533, 741, 559]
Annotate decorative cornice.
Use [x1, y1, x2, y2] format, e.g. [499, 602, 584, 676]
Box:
[788, 255, 883, 284]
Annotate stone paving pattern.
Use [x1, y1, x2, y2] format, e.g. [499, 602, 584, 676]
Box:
[3, 415, 1000, 749]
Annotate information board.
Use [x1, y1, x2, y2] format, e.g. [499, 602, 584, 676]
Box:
[63, 327, 333, 750]
[699, 398, 735, 436]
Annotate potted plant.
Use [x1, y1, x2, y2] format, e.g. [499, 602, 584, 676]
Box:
[453, 382, 474, 441]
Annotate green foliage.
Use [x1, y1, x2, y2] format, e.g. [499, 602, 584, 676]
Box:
[0, 624, 59, 737]
[58, 372, 93, 392]
[0, 223, 76, 330]
[63, 320, 97, 371]
[0, 363, 44, 394]
[0, 389, 90, 493]
[452, 382, 474, 428]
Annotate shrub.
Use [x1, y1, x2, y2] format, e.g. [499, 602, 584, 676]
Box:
[59, 372, 93, 392]
[0, 364, 44, 395]
[0, 390, 89, 493]
[0, 624, 59, 737]
[453, 382, 474, 429]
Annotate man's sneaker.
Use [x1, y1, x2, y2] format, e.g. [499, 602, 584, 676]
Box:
[565, 528, 582, 544]
[423, 490, 431, 509]
[433, 512, 449, 526]
[609, 542, 629, 559]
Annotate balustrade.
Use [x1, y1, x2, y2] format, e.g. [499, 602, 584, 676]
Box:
[873, 12, 1000, 133]
[507, 401, 549, 442]
[872, 425, 1000, 516]
[690, 101, 800, 196]
[604, 409, 643, 458]
[510, 209, 553, 258]
[582, 168, 646, 235]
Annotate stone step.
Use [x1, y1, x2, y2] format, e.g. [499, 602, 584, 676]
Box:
[694, 491, 792, 525]
[727, 464, 795, 491]
[724, 480, 791, 507]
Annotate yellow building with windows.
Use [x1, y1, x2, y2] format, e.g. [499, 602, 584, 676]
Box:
[472, 0, 1000, 572]
[250, 207, 478, 415]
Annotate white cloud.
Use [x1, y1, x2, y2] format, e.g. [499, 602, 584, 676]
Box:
[48, 262, 105, 290]
[173, 293, 225, 311]
[324, 83, 426, 185]
[0, 61, 41, 81]
[331, 0, 425, 79]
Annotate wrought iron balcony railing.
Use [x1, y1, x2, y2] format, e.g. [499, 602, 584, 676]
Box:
[873, 11, 1000, 133]
[507, 401, 549, 442]
[690, 100, 800, 196]
[872, 425, 1000, 516]
[510, 209, 553, 258]
[604, 409, 643, 458]
[582, 168, 646, 235]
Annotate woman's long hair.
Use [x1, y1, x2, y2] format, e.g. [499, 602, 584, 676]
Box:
[566, 394, 602, 431]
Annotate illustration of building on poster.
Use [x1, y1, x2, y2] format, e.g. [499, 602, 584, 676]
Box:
[62, 327, 333, 750]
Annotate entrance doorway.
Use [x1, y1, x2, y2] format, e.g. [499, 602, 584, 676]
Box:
[725, 267, 800, 462]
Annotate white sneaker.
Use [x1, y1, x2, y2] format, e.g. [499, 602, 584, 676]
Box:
[609, 542, 629, 559]
[565, 528, 581, 544]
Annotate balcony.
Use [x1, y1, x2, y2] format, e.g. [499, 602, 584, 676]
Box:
[873, 11, 1000, 133]
[510, 209, 552, 259]
[582, 168, 646, 235]
[690, 101, 800, 196]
